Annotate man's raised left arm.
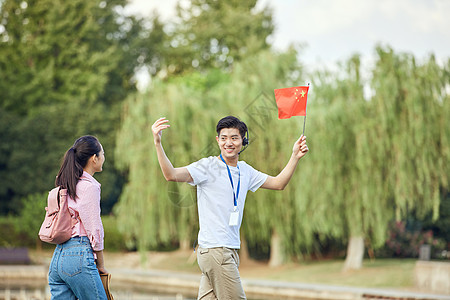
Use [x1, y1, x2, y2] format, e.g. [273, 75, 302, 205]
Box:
[260, 135, 308, 190]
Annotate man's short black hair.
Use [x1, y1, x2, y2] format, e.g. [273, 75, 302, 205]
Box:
[216, 116, 248, 138]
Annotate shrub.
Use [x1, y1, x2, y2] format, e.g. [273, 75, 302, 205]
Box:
[102, 215, 129, 252]
[376, 220, 446, 259]
[17, 192, 47, 243]
[0, 216, 21, 247]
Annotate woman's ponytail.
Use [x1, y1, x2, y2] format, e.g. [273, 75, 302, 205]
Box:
[55, 136, 101, 200]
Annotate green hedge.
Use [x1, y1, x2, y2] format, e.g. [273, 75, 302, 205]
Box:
[102, 215, 129, 252]
[0, 216, 36, 248]
[0, 215, 128, 252]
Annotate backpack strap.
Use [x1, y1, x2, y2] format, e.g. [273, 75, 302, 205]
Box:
[58, 188, 81, 228]
[46, 187, 61, 215]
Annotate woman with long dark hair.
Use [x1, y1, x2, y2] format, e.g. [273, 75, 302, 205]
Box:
[48, 135, 108, 299]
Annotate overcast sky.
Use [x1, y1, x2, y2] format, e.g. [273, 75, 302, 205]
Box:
[125, 0, 449, 77]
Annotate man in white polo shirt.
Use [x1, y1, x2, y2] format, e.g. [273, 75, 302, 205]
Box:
[151, 116, 309, 299]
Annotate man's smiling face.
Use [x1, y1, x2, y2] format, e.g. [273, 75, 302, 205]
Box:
[216, 128, 243, 160]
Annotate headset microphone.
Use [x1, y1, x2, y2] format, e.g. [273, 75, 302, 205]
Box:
[239, 129, 249, 154]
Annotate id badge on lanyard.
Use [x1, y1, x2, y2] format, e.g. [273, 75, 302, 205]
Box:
[229, 209, 239, 226]
[220, 154, 240, 226]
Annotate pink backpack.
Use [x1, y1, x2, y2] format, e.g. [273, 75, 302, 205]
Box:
[38, 187, 78, 244]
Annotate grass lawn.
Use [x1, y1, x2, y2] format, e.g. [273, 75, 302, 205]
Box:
[103, 250, 416, 290]
[31, 249, 417, 290]
[238, 259, 416, 289]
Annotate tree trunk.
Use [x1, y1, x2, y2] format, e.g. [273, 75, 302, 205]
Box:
[179, 237, 190, 251]
[269, 230, 283, 267]
[239, 233, 250, 265]
[36, 238, 42, 252]
[343, 235, 364, 271]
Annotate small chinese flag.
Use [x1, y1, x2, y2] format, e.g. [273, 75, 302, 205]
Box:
[274, 86, 309, 119]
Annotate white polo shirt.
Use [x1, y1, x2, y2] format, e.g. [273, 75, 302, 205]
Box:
[187, 156, 268, 249]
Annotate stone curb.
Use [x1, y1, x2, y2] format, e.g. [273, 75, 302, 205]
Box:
[1, 266, 449, 300]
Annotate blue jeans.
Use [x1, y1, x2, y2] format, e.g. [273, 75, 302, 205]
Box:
[48, 236, 107, 300]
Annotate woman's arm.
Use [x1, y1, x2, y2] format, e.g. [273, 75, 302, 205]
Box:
[94, 250, 107, 274]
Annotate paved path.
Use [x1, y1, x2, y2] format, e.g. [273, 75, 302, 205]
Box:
[1, 265, 449, 300]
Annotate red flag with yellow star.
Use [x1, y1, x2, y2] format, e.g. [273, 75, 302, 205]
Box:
[274, 86, 309, 119]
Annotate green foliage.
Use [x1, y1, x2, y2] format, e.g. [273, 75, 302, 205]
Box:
[0, 211, 128, 251]
[114, 49, 303, 252]
[0, 216, 23, 247]
[422, 192, 450, 244]
[159, 0, 274, 74]
[376, 220, 446, 259]
[0, 0, 113, 114]
[16, 192, 47, 242]
[303, 47, 449, 253]
[115, 45, 449, 260]
[0, 109, 19, 212]
[0, 0, 149, 214]
[1, 0, 447, 263]
[102, 215, 129, 252]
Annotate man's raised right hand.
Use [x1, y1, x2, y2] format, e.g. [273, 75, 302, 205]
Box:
[152, 117, 170, 144]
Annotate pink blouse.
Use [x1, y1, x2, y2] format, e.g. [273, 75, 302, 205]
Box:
[68, 171, 104, 251]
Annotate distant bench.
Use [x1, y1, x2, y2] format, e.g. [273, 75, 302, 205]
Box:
[0, 247, 31, 264]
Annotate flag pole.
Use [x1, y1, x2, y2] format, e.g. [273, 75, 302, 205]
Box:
[302, 115, 306, 136]
[302, 83, 310, 136]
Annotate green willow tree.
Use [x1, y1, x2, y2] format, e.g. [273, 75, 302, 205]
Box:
[227, 49, 309, 266]
[114, 72, 223, 251]
[114, 50, 302, 253]
[304, 47, 449, 270]
[115, 46, 448, 267]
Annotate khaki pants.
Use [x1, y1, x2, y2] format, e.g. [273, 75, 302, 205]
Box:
[197, 247, 246, 300]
